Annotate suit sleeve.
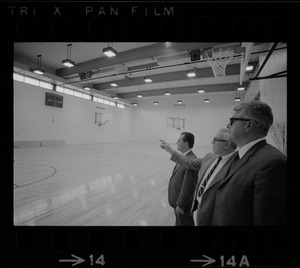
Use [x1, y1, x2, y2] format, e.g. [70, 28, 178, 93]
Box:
[170, 151, 203, 170]
[176, 167, 198, 211]
[253, 158, 287, 225]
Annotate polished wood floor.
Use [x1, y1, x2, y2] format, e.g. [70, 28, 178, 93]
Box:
[14, 143, 210, 226]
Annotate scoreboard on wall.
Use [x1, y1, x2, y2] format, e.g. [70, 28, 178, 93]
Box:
[45, 92, 63, 108]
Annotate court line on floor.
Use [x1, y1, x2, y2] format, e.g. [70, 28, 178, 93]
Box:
[14, 163, 57, 189]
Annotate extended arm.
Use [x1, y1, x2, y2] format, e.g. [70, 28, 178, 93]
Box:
[160, 139, 203, 170]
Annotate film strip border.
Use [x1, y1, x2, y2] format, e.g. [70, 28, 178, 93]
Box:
[1, 2, 290, 41]
[8, 227, 297, 267]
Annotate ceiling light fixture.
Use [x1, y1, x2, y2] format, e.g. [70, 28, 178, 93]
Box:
[110, 82, 118, 87]
[177, 100, 183, 104]
[235, 97, 241, 101]
[246, 65, 254, 71]
[164, 91, 171, 96]
[198, 89, 205, 93]
[132, 102, 138, 106]
[237, 87, 245, 91]
[83, 86, 91, 91]
[187, 69, 196, 77]
[103, 45, 117, 57]
[136, 93, 143, 98]
[113, 96, 119, 100]
[204, 98, 209, 103]
[33, 55, 45, 75]
[144, 77, 152, 83]
[153, 101, 159, 105]
[62, 44, 75, 67]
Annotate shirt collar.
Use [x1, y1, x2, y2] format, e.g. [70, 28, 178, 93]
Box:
[220, 151, 236, 161]
[182, 149, 192, 156]
[238, 137, 265, 159]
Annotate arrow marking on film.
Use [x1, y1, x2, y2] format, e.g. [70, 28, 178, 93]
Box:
[59, 254, 85, 266]
[190, 254, 216, 266]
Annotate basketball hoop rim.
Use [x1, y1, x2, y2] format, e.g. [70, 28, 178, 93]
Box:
[204, 47, 235, 59]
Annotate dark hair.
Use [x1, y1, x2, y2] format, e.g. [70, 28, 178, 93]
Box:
[181, 132, 195, 148]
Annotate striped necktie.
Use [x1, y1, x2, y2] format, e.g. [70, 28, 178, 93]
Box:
[197, 156, 222, 197]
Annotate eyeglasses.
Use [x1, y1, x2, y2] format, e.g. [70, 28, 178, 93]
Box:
[212, 137, 228, 143]
[229, 117, 258, 126]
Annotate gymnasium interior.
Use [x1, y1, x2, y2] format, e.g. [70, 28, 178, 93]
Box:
[13, 42, 287, 226]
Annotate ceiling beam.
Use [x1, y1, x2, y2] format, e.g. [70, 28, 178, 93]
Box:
[55, 42, 235, 77]
[117, 83, 248, 99]
[92, 64, 241, 92]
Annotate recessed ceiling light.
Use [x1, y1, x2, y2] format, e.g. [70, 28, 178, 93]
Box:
[204, 98, 209, 103]
[165, 91, 171, 96]
[237, 87, 245, 91]
[110, 82, 118, 87]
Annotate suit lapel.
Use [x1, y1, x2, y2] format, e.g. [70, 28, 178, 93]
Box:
[204, 153, 235, 192]
[195, 156, 217, 189]
[219, 140, 267, 187]
[171, 150, 195, 177]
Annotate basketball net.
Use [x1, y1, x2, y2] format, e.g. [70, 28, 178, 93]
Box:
[204, 48, 235, 77]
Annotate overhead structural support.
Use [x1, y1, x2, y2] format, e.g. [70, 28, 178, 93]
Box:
[56, 42, 236, 78]
[250, 42, 278, 81]
[239, 42, 254, 85]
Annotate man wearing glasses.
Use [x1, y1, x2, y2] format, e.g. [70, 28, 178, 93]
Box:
[160, 128, 237, 226]
[213, 100, 287, 226]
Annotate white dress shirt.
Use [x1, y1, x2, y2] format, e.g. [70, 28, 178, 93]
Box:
[238, 137, 265, 159]
[196, 151, 236, 204]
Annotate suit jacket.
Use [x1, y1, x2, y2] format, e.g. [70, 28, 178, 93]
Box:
[212, 140, 287, 226]
[193, 153, 236, 225]
[170, 151, 235, 225]
[168, 150, 198, 214]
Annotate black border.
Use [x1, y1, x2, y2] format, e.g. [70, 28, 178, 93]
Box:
[3, 1, 296, 267]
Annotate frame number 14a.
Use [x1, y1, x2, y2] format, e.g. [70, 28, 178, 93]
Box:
[191, 254, 250, 267]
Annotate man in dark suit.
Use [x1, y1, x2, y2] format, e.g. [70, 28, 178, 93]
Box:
[212, 100, 287, 225]
[161, 128, 237, 226]
[168, 132, 198, 226]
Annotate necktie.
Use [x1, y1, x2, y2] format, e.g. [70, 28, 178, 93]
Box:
[197, 156, 222, 197]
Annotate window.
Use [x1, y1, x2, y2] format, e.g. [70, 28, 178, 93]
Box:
[13, 73, 24, 82]
[117, 103, 125, 109]
[82, 93, 91, 100]
[103, 99, 110, 105]
[24, 76, 39, 86]
[74, 91, 83, 98]
[109, 101, 116, 107]
[40, 81, 53, 90]
[56, 85, 64, 93]
[64, 88, 74, 95]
